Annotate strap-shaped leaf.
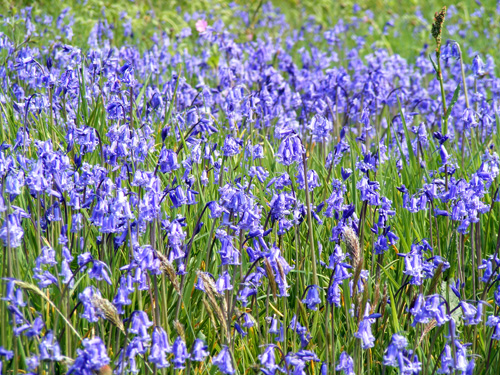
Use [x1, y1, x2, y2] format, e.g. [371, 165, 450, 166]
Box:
[445, 83, 461, 121]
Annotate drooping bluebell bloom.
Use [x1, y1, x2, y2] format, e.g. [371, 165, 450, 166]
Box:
[171, 336, 189, 369]
[303, 285, 322, 310]
[354, 309, 379, 349]
[159, 147, 180, 174]
[438, 343, 455, 374]
[216, 270, 233, 293]
[478, 255, 499, 283]
[39, 330, 63, 362]
[0, 346, 13, 361]
[276, 133, 304, 166]
[289, 315, 312, 349]
[25, 316, 44, 338]
[296, 167, 321, 190]
[336, 352, 355, 375]
[472, 55, 485, 77]
[149, 327, 171, 368]
[0, 213, 25, 248]
[451, 279, 464, 299]
[383, 334, 408, 368]
[455, 340, 474, 373]
[68, 337, 110, 374]
[460, 301, 483, 325]
[222, 134, 242, 157]
[410, 294, 450, 326]
[215, 229, 240, 265]
[79, 286, 102, 323]
[309, 114, 333, 142]
[115, 335, 148, 374]
[213, 345, 235, 374]
[113, 274, 133, 314]
[128, 311, 154, 341]
[341, 167, 352, 181]
[191, 338, 209, 362]
[356, 176, 380, 205]
[259, 345, 280, 375]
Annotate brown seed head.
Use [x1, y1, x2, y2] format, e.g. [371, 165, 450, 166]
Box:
[95, 365, 113, 375]
[431, 7, 447, 50]
[343, 226, 361, 267]
[91, 294, 125, 332]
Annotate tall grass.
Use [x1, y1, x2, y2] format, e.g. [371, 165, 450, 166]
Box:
[0, 1, 499, 374]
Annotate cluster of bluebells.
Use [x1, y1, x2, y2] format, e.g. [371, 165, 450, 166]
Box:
[0, 2, 499, 375]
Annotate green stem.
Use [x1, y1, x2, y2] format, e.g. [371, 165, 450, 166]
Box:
[302, 152, 318, 286]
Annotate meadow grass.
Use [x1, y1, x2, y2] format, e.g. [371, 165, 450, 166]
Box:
[0, 1, 499, 374]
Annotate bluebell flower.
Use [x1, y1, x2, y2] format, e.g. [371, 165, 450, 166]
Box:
[336, 352, 355, 375]
[0, 346, 13, 360]
[268, 316, 279, 335]
[309, 114, 332, 141]
[341, 167, 352, 181]
[276, 133, 304, 166]
[79, 287, 102, 323]
[191, 338, 209, 361]
[460, 301, 483, 325]
[289, 315, 311, 348]
[472, 55, 485, 77]
[303, 285, 322, 310]
[0, 213, 25, 248]
[439, 145, 449, 165]
[356, 176, 380, 205]
[172, 336, 189, 369]
[216, 229, 240, 265]
[113, 275, 133, 314]
[383, 334, 408, 369]
[451, 279, 464, 299]
[216, 270, 233, 293]
[259, 345, 279, 374]
[149, 327, 171, 368]
[119, 63, 137, 87]
[455, 340, 474, 372]
[296, 350, 320, 362]
[213, 345, 234, 374]
[26, 160, 49, 193]
[438, 343, 455, 374]
[115, 336, 147, 373]
[410, 294, 450, 326]
[33, 270, 58, 289]
[242, 312, 255, 328]
[68, 337, 110, 374]
[461, 108, 478, 129]
[88, 260, 113, 285]
[285, 353, 306, 374]
[129, 311, 153, 341]
[39, 330, 63, 362]
[296, 167, 321, 190]
[26, 354, 39, 371]
[478, 255, 498, 283]
[25, 316, 44, 338]
[159, 148, 180, 173]
[354, 314, 377, 349]
[222, 135, 241, 157]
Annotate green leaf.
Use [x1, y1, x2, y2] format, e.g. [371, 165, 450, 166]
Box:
[445, 83, 461, 121]
[429, 54, 438, 73]
[388, 284, 400, 333]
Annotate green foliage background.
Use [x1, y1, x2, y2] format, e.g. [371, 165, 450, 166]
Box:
[1, 0, 498, 59]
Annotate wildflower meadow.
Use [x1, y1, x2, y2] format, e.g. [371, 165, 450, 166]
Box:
[1, 1, 500, 374]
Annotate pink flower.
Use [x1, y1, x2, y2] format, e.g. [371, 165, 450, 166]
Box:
[195, 19, 208, 33]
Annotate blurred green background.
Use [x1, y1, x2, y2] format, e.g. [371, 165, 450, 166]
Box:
[0, 0, 497, 60]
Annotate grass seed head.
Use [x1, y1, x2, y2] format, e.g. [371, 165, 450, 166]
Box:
[156, 250, 181, 294]
[91, 294, 125, 332]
